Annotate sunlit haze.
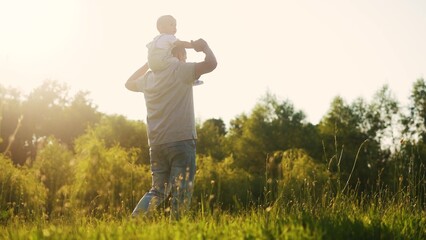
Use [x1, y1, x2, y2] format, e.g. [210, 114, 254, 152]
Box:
[1, 1, 425, 125]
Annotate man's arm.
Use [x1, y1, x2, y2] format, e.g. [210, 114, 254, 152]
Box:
[125, 62, 149, 92]
[193, 39, 217, 80]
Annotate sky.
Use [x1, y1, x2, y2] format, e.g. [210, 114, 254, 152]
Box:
[1, 0, 426, 125]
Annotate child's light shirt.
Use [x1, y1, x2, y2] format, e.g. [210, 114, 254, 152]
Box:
[149, 34, 177, 49]
[146, 34, 179, 72]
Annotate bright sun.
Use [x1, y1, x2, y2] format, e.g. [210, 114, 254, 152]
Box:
[1, 1, 80, 60]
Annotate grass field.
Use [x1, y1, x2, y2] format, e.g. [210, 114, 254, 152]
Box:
[1, 194, 425, 240]
[1, 144, 425, 239]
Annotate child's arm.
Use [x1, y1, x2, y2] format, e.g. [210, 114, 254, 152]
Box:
[174, 40, 193, 49]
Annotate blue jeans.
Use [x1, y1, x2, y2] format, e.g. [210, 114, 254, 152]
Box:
[131, 139, 196, 219]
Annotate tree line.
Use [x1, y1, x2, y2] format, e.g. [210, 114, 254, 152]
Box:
[1, 79, 425, 219]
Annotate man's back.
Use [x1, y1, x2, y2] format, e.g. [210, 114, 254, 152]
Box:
[140, 61, 197, 145]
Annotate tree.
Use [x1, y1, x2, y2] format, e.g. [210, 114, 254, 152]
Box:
[226, 92, 319, 175]
[403, 78, 426, 142]
[318, 96, 381, 192]
[61, 91, 101, 146]
[196, 118, 227, 160]
[1, 80, 101, 165]
[226, 98, 274, 174]
[89, 114, 150, 165]
[0, 85, 26, 163]
[23, 80, 69, 141]
[365, 85, 400, 151]
[395, 78, 426, 203]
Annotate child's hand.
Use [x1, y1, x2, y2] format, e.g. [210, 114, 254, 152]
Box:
[191, 39, 208, 52]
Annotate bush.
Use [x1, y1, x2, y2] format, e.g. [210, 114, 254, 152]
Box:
[0, 154, 46, 221]
[195, 155, 253, 211]
[90, 115, 150, 165]
[32, 137, 75, 217]
[277, 149, 330, 205]
[71, 131, 151, 217]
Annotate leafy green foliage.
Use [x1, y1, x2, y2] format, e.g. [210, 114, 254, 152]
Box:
[1, 79, 426, 239]
[403, 78, 426, 141]
[0, 80, 101, 165]
[0, 85, 25, 161]
[366, 85, 400, 150]
[196, 118, 227, 161]
[89, 115, 149, 165]
[266, 149, 329, 204]
[318, 96, 381, 191]
[226, 92, 320, 176]
[0, 154, 46, 221]
[32, 137, 74, 217]
[195, 156, 253, 210]
[71, 131, 151, 217]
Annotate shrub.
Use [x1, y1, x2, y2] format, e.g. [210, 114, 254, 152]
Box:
[71, 131, 151, 217]
[195, 155, 253, 211]
[278, 148, 330, 205]
[32, 137, 75, 217]
[0, 154, 46, 221]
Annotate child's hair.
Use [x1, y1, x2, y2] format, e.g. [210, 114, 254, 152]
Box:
[156, 15, 175, 33]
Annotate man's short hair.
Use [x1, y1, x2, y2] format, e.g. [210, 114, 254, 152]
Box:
[171, 46, 186, 57]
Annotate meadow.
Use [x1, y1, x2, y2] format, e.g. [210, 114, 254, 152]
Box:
[1, 191, 425, 239]
[2, 81, 426, 239]
[1, 144, 425, 240]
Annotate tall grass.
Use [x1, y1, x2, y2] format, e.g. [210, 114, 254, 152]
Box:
[1, 194, 424, 239]
[1, 140, 425, 239]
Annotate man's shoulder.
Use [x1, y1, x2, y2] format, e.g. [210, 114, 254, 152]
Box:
[160, 62, 195, 75]
[175, 62, 196, 83]
[148, 62, 195, 84]
[177, 62, 196, 71]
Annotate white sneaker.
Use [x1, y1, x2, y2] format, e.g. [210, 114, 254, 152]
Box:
[193, 80, 204, 86]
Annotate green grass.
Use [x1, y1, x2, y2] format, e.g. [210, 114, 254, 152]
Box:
[1, 199, 425, 240]
[1, 148, 425, 239]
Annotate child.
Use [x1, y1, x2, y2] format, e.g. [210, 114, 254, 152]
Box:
[147, 15, 203, 85]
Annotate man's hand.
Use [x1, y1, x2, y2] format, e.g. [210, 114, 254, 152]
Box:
[191, 39, 208, 52]
[193, 39, 217, 79]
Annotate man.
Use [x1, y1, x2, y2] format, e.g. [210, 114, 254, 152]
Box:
[125, 39, 217, 219]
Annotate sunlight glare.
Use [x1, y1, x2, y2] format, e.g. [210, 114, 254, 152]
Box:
[1, 1, 80, 60]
